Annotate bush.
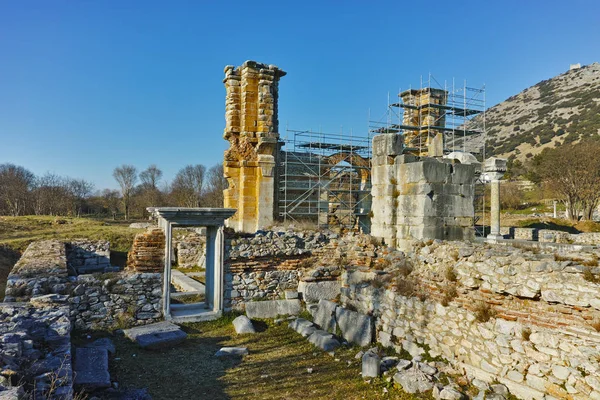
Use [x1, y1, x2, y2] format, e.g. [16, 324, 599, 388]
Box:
[474, 301, 495, 323]
[445, 267, 457, 282]
[521, 327, 532, 341]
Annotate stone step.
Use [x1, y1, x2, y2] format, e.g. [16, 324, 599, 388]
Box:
[73, 347, 111, 390]
[171, 270, 205, 293]
[169, 305, 222, 323]
[170, 290, 204, 299]
[123, 321, 187, 350]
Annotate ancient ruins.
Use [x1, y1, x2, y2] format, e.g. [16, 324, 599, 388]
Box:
[1, 60, 599, 400]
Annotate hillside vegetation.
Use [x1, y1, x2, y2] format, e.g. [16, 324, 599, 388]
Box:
[464, 63, 600, 161]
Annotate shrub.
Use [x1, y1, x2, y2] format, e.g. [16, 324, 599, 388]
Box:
[445, 267, 457, 282]
[521, 327, 532, 341]
[474, 301, 496, 323]
[583, 267, 600, 284]
[441, 284, 458, 307]
[395, 278, 416, 297]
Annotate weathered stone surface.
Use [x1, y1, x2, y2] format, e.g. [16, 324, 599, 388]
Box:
[307, 330, 340, 352]
[313, 299, 337, 333]
[298, 280, 341, 304]
[361, 351, 380, 378]
[124, 321, 187, 350]
[215, 347, 248, 357]
[73, 347, 111, 390]
[289, 318, 316, 337]
[393, 367, 434, 394]
[335, 307, 373, 347]
[232, 315, 256, 334]
[245, 299, 301, 319]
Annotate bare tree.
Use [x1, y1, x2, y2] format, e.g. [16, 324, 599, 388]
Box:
[67, 178, 94, 217]
[101, 189, 121, 220]
[139, 164, 162, 190]
[0, 164, 35, 216]
[171, 164, 206, 207]
[113, 165, 138, 220]
[32, 172, 66, 216]
[203, 164, 227, 207]
[531, 140, 600, 220]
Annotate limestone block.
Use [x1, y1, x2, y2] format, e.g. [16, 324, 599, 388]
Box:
[73, 347, 111, 390]
[372, 134, 403, 157]
[314, 299, 337, 333]
[307, 330, 340, 352]
[232, 315, 256, 334]
[335, 307, 373, 347]
[245, 299, 301, 319]
[298, 280, 341, 304]
[361, 351, 381, 378]
[124, 321, 187, 350]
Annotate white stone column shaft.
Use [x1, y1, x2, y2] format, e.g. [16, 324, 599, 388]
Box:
[490, 179, 501, 238]
[162, 221, 172, 318]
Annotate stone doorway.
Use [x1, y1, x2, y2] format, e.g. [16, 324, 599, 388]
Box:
[148, 207, 236, 322]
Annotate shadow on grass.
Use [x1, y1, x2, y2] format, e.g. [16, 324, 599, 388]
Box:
[519, 220, 580, 233]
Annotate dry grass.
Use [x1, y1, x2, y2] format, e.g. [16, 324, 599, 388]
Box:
[474, 301, 496, 323]
[104, 315, 424, 400]
[441, 284, 458, 307]
[395, 278, 416, 297]
[591, 320, 600, 332]
[521, 327, 532, 341]
[444, 267, 457, 282]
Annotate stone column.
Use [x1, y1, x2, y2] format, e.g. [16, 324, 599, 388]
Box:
[484, 157, 507, 242]
[553, 200, 558, 218]
[205, 226, 216, 310]
[214, 226, 225, 313]
[489, 179, 502, 239]
[162, 220, 172, 318]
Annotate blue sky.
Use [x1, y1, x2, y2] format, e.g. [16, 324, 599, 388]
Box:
[1, 1, 599, 190]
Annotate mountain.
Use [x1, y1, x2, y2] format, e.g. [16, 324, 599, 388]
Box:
[462, 63, 600, 162]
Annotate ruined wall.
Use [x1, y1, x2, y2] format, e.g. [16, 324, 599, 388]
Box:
[70, 272, 162, 330]
[371, 134, 475, 249]
[66, 239, 112, 274]
[340, 241, 600, 400]
[4, 240, 70, 301]
[126, 228, 165, 272]
[0, 300, 72, 400]
[223, 61, 286, 232]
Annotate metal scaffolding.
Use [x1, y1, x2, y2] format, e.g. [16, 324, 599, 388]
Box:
[369, 74, 486, 156]
[279, 128, 372, 232]
[368, 74, 488, 236]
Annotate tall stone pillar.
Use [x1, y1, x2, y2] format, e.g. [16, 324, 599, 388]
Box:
[222, 61, 286, 232]
[484, 157, 507, 242]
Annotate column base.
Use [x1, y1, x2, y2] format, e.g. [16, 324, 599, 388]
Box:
[486, 234, 504, 243]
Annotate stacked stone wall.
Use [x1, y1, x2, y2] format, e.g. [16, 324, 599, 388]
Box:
[66, 239, 112, 274]
[69, 272, 162, 330]
[340, 241, 600, 400]
[126, 228, 165, 273]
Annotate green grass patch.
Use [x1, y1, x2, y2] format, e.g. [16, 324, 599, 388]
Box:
[108, 316, 428, 400]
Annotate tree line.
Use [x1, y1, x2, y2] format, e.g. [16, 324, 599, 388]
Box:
[0, 163, 226, 219]
[503, 139, 600, 221]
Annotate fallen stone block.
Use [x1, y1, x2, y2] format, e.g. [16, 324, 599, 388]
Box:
[307, 330, 340, 352]
[313, 299, 337, 333]
[85, 337, 116, 355]
[362, 351, 380, 378]
[215, 347, 248, 357]
[393, 367, 434, 394]
[232, 315, 256, 334]
[288, 318, 317, 337]
[124, 321, 187, 350]
[284, 290, 299, 299]
[74, 347, 111, 390]
[298, 281, 341, 303]
[335, 307, 373, 347]
[245, 299, 301, 319]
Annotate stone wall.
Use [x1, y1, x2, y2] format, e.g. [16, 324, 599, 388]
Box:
[66, 239, 112, 274]
[370, 134, 476, 249]
[70, 272, 162, 330]
[5, 240, 70, 302]
[126, 228, 165, 272]
[0, 299, 72, 399]
[539, 229, 600, 246]
[175, 230, 205, 268]
[340, 240, 600, 400]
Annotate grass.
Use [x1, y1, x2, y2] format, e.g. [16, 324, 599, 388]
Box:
[0, 215, 144, 298]
[105, 316, 430, 400]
